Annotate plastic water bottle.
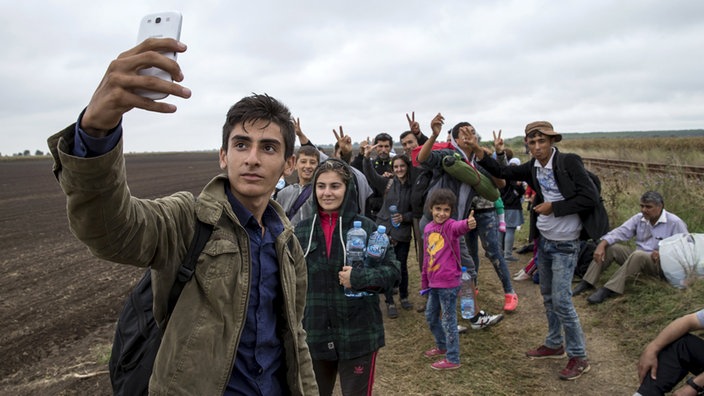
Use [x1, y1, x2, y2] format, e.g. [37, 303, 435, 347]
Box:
[388, 205, 400, 228]
[460, 266, 475, 319]
[345, 221, 368, 298]
[366, 225, 389, 260]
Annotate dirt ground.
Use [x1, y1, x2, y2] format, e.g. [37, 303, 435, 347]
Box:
[0, 152, 637, 395]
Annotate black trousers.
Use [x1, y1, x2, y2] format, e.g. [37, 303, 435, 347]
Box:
[637, 334, 704, 395]
[385, 240, 410, 303]
[312, 351, 377, 396]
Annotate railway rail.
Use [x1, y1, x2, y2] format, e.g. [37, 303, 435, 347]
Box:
[582, 157, 704, 178]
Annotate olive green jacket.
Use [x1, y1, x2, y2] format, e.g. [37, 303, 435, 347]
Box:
[48, 125, 318, 395]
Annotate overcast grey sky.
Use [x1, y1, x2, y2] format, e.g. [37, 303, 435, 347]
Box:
[1, 0, 703, 155]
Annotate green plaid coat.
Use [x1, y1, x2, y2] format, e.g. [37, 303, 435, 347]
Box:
[295, 160, 400, 360]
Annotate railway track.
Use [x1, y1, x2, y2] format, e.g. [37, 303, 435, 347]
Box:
[582, 157, 704, 178]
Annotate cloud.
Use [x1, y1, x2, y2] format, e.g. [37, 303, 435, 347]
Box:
[1, 0, 703, 155]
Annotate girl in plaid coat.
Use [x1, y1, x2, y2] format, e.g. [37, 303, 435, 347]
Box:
[295, 158, 400, 396]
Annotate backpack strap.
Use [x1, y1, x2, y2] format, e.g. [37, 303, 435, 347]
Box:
[166, 219, 214, 315]
[287, 184, 312, 219]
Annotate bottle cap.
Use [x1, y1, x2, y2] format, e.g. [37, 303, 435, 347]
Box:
[389, 205, 397, 211]
[353, 220, 362, 228]
[377, 225, 386, 233]
[462, 266, 467, 272]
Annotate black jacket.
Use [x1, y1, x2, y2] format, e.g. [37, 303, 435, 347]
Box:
[478, 148, 605, 241]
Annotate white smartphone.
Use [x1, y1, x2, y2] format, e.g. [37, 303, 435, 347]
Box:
[136, 11, 183, 100]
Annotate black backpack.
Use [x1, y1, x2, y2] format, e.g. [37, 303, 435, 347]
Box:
[109, 220, 213, 396]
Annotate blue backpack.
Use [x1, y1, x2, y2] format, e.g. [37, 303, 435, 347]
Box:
[108, 220, 213, 396]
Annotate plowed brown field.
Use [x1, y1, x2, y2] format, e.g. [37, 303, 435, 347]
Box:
[0, 152, 221, 395]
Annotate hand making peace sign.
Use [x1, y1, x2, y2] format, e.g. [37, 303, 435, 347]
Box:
[406, 111, 421, 135]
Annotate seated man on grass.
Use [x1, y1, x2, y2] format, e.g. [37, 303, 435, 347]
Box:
[572, 191, 688, 304]
[634, 308, 704, 395]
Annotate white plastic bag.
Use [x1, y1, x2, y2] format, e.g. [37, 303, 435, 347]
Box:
[691, 234, 704, 277]
[659, 233, 697, 289]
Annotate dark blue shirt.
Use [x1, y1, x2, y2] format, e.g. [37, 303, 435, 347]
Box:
[224, 184, 285, 396]
[72, 110, 123, 157]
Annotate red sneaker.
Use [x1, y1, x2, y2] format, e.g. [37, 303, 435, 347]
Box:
[559, 357, 591, 380]
[503, 293, 518, 312]
[526, 345, 566, 360]
[423, 347, 447, 358]
[430, 359, 461, 370]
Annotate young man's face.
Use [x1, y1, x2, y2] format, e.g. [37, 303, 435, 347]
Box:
[295, 153, 318, 185]
[640, 201, 663, 223]
[525, 133, 554, 165]
[431, 203, 452, 225]
[400, 133, 419, 154]
[375, 139, 392, 159]
[219, 119, 294, 210]
[315, 171, 346, 213]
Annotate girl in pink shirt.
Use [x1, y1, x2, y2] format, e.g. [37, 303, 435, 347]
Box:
[421, 188, 476, 370]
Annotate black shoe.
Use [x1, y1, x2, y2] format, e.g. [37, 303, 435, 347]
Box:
[400, 298, 414, 310]
[387, 304, 399, 319]
[517, 244, 533, 254]
[572, 280, 594, 296]
[587, 287, 616, 304]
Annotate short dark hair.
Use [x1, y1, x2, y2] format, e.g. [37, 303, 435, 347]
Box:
[221, 93, 295, 159]
[297, 145, 319, 159]
[333, 142, 352, 163]
[641, 191, 664, 207]
[399, 130, 415, 141]
[373, 132, 393, 145]
[427, 188, 457, 215]
[451, 122, 473, 139]
[505, 148, 514, 160]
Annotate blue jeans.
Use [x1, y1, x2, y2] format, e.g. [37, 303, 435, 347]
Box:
[537, 237, 587, 358]
[425, 286, 461, 364]
[503, 208, 523, 257]
[466, 210, 514, 294]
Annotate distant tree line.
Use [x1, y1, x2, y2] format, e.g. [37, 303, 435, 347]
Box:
[1, 150, 50, 157]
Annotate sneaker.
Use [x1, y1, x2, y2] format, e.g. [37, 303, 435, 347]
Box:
[526, 345, 566, 360]
[400, 298, 414, 310]
[431, 358, 461, 370]
[559, 357, 591, 380]
[469, 310, 504, 330]
[423, 347, 447, 358]
[513, 269, 531, 281]
[387, 304, 399, 319]
[457, 324, 468, 334]
[503, 293, 518, 312]
[505, 255, 519, 262]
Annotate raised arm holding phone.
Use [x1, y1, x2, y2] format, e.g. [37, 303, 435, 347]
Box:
[48, 31, 318, 395]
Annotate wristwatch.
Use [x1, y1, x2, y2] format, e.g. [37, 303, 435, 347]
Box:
[687, 377, 704, 395]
